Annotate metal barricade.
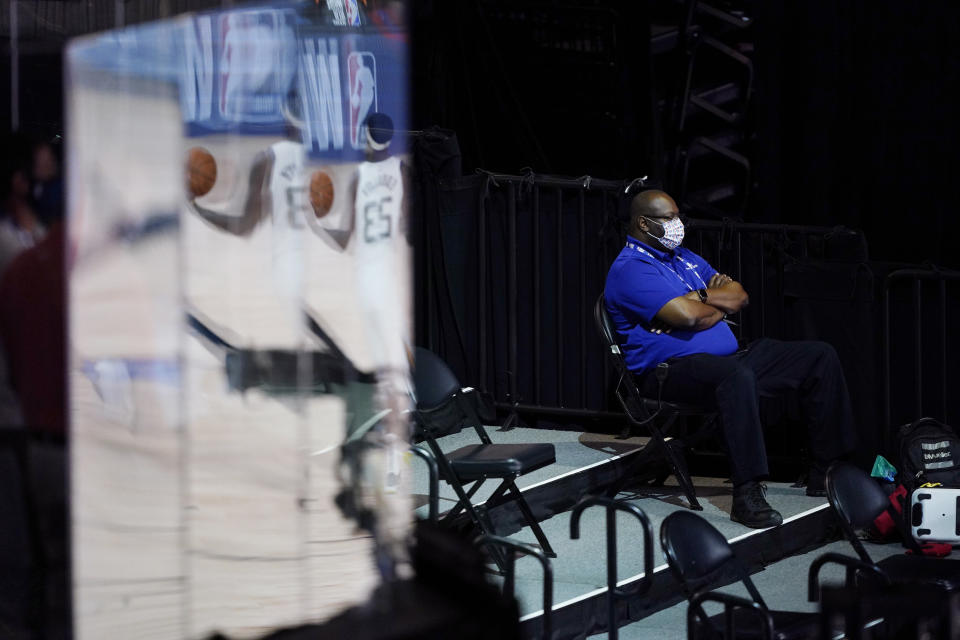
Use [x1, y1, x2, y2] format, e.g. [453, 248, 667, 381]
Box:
[425, 170, 869, 427]
[882, 267, 960, 450]
[569, 496, 655, 640]
[475, 535, 554, 640]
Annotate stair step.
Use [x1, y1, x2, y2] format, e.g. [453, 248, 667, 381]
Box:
[588, 538, 905, 639]
[683, 130, 745, 160]
[689, 94, 742, 125]
[693, 81, 742, 109]
[649, 23, 703, 56]
[697, 2, 754, 29]
[513, 478, 836, 638]
[411, 425, 869, 639]
[688, 136, 751, 169]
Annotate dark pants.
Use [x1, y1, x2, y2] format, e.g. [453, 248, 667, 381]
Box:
[636, 338, 857, 485]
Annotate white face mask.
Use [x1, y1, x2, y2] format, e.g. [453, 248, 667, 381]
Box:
[645, 216, 685, 250]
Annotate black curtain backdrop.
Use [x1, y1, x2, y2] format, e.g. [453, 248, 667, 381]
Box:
[414, 158, 895, 471]
[410, 1, 960, 470]
[413, 0, 960, 268]
[754, 1, 960, 268]
[410, 0, 657, 180]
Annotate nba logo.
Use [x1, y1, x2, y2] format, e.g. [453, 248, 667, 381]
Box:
[217, 11, 296, 123]
[348, 51, 377, 150]
[344, 0, 362, 26]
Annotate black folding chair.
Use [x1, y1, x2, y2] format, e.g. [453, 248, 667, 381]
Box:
[412, 347, 557, 563]
[594, 293, 713, 510]
[661, 510, 817, 640]
[826, 462, 960, 591]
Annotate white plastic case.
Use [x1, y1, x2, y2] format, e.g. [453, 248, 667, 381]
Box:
[910, 488, 960, 544]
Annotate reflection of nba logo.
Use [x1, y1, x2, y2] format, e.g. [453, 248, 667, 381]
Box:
[348, 52, 377, 150]
[345, 0, 362, 26]
[218, 12, 296, 123]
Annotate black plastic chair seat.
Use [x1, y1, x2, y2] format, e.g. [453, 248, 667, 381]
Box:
[696, 610, 817, 640]
[876, 554, 960, 591]
[446, 443, 556, 480]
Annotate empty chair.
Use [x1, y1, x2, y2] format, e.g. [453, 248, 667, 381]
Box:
[661, 510, 817, 639]
[826, 462, 960, 591]
[412, 347, 556, 560]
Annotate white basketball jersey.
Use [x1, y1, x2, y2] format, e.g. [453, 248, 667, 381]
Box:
[353, 155, 407, 370]
[269, 140, 306, 297]
[354, 155, 403, 269]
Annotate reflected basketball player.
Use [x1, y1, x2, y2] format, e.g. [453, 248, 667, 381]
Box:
[186, 106, 413, 579]
[186, 132, 306, 307]
[314, 111, 412, 578]
[316, 112, 410, 371]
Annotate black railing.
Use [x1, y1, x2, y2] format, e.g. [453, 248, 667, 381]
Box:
[882, 266, 960, 450]
[569, 496, 655, 640]
[423, 170, 873, 431]
[476, 173, 627, 416]
[475, 535, 554, 640]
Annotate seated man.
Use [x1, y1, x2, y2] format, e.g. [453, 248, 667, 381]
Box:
[604, 189, 856, 528]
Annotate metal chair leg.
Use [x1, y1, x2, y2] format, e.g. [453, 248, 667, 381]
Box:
[606, 419, 703, 510]
[463, 500, 508, 573]
[508, 481, 556, 558]
[661, 437, 702, 510]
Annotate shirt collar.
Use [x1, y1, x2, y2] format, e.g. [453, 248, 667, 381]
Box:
[626, 235, 674, 261]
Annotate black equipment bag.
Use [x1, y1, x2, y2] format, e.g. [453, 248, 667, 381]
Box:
[898, 417, 960, 487]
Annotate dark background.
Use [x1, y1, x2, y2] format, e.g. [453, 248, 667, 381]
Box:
[1, 3, 956, 637]
[5, 0, 959, 269]
[404, 0, 960, 473]
[409, 0, 960, 268]
[2, 0, 959, 456]
[3, 0, 957, 267]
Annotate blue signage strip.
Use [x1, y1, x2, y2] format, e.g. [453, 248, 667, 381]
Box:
[70, 3, 408, 161]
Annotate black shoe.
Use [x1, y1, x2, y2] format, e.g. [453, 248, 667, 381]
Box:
[731, 481, 783, 528]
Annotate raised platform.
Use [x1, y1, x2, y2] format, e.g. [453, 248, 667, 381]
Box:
[410, 426, 844, 639]
[513, 478, 832, 639]
[589, 537, 908, 639]
[411, 427, 652, 519]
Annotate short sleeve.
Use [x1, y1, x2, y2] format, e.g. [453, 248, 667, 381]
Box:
[683, 249, 717, 287]
[606, 259, 679, 325]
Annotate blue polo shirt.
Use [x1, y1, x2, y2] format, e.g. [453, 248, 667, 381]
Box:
[604, 235, 738, 375]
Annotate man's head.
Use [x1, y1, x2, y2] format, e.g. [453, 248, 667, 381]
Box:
[629, 189, 684, 252]
[364, 112, 394, 160]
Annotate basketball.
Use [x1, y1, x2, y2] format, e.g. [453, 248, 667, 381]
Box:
[310, 170, 335, 218]
[186, 147, 217, 198]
